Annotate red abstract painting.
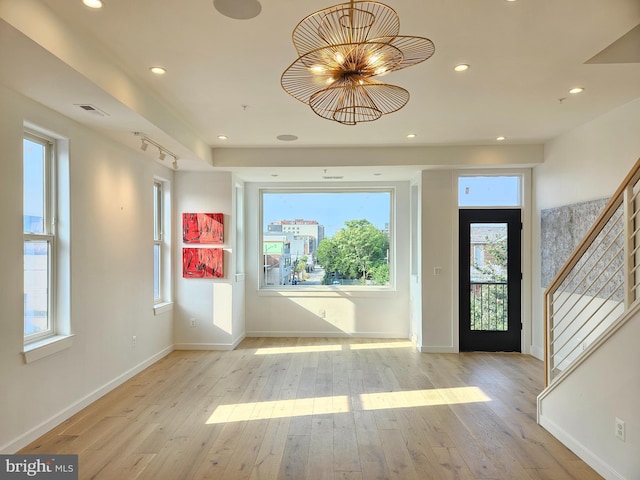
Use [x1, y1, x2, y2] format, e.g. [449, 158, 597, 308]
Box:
[182, 248, 224, 278]
[183, 213, 224, 244]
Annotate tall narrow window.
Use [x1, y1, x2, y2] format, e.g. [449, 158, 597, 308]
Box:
[24, 132, 55, 342]
[153, 181, 163, 303]
[235, 183, 245, 275]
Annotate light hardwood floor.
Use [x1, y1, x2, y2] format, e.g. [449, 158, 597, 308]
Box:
[20, 337, 602, 479]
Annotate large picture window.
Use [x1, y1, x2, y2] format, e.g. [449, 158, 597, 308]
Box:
[23, 132, 55, 342]
[261, 190, 392, 288]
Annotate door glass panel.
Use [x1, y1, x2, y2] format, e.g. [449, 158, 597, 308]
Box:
[470, 223, 508, 331]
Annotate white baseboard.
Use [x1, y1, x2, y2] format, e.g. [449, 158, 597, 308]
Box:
[1, 345, 174, 454]
[245, 331, 409, 339]
[175, 334, 245, 351]
[419, 345, 457, 353]
[232, 333, 246, 349]
[530, 344, 544, 360]
[175, 342, 237, 351]
[538, 414, 624, 480]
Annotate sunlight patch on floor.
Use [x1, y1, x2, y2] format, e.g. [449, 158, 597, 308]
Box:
[359, 386, 491, 411]
[254, 345, 343, 355]
[205, 386, 491, 424]
[206, 395, 351, 424]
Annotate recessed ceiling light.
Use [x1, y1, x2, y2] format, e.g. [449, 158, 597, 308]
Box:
[149, 66, 166, 75]
[496, 136, 506, 141]
[82, 0, 103, 8]
[569, 87, 584, 94]
[214, 0, 262, 19]
[406, 133, 416, 139]
[454, 64, 470, 72]
[277, 134, 298, 142]
[218, 135, 228, 140]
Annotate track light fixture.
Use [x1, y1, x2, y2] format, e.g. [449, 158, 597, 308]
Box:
[133, 132, 177, 164]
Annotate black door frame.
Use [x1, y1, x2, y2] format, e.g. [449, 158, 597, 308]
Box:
[459, 208, 522, 352]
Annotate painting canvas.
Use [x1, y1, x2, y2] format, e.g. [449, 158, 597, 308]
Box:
[183, 213, 223, 244]
[182, 248, 224, 278]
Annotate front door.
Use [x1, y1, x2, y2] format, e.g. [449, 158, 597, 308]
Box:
[459, 209, 521, 352]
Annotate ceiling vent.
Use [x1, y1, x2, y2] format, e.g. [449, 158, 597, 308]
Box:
[322, 176, 344, 180]
[75, 104, 110, 117]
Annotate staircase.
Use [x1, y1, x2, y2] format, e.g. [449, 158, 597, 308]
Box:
[537, 157, 640, 479]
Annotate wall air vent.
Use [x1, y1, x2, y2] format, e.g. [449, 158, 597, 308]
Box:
[74, 104, 110, 117]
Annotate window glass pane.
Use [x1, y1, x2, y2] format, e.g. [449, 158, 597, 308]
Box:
[262, 191, 391, 287]
[469, 223, 508, 331]
[236, 185, 244, 274]
[458, 176, 520, 207]
[24, 240, 50, 336]
[153, 182, 162, 241]
[23, 138, 45, 234]
[154, 244, 161, 300]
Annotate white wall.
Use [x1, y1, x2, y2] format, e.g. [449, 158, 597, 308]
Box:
[532, 97, 640, 359]
[244, 181, 411, 338]
[173, 172, 245, 349]
[420, 170, 457, 351]
[534, 97, 640, 479]
[0, 85, 174, 452]
[538, 309, 640, 480]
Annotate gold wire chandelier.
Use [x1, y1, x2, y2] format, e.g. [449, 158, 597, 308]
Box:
[281, 0, 435, 125]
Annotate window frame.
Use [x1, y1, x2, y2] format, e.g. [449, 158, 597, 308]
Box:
[259, 187, 395, 291]
[23, 131, 56, 344]
[457, 175, 522, 208]
[235, 182, 245, 277]
[153, 180, 163, 304]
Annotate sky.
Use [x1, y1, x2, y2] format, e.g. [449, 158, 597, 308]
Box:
[263, 178, 520, 238]
[23, 138, 45, 232]
[458, 176, 520, 207]
[263, 191, 391, 237]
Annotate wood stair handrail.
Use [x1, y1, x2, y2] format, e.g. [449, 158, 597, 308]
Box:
[544, 156, 640, 386]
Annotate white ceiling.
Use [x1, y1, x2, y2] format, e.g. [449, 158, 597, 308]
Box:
[0, 0, 639, 178]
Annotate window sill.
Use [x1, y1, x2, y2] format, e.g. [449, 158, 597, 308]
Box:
[23, 334, 75, 364]
[258, 286, 396, 298]
[154, 301, 174, 315]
